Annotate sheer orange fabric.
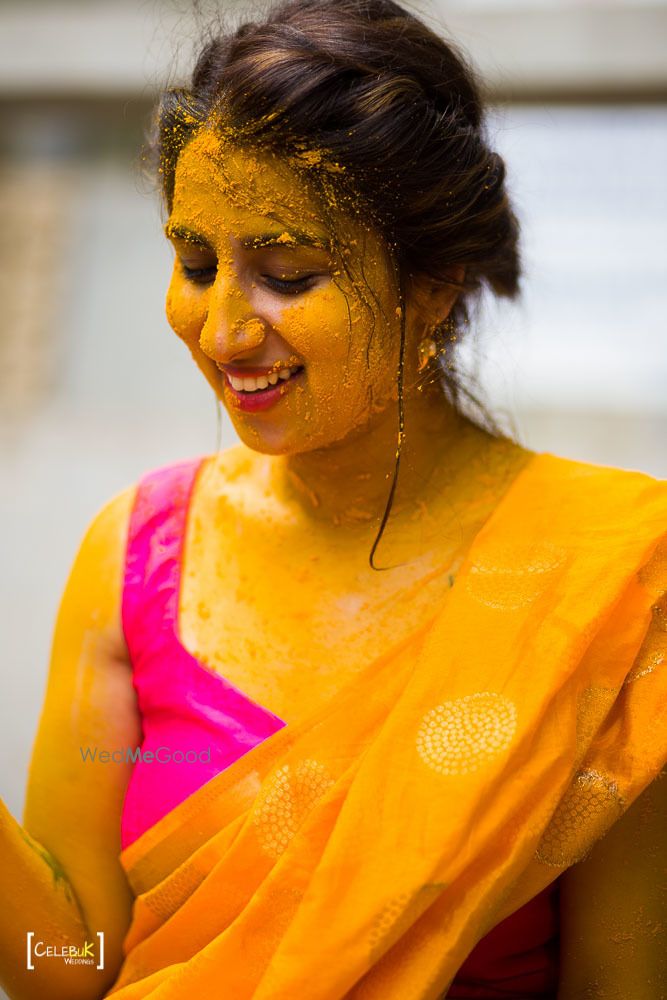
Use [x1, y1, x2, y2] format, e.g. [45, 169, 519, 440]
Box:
[106, 452, 667, 999]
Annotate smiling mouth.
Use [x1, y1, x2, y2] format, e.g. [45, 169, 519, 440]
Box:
[225, 365, 305, 394]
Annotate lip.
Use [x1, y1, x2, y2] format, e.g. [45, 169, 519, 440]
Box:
[223, 367, 305, 412]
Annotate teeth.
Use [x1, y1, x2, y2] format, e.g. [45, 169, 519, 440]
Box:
[228, 366, 301, 393]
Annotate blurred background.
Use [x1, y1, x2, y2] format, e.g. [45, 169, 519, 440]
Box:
[1, 0, 666, 840]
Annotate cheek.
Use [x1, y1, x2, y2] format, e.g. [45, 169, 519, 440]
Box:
[298, 285, 395, 388]
[274, 292, 338, 359]
[282, 287, 397, 425]
[278, 287, 370, 364]
[165, 269, 208, 346]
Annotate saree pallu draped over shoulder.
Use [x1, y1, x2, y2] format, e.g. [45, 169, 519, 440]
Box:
[106, 453, 667, 1000]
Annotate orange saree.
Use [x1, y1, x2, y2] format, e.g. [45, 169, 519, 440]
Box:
[106, 451, 667, 999]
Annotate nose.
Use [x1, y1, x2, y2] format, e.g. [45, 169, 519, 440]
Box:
[198, 270, 266, 364]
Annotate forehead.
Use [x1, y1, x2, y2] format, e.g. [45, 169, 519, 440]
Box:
[171, 129, 329, 237]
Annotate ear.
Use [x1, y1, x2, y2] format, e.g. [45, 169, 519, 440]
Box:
[406, 266, 465, 328]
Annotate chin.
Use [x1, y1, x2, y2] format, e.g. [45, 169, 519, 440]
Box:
[233, 421, 342, 458]
[231, 422, 299, 457]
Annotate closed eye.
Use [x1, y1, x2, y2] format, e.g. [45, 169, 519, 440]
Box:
[180, 262, 216, 285]
[179, 262, 322, 294]
[262, 274, 318, 295]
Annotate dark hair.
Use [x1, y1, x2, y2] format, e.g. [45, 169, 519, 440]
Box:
[148, 0, 522, 568]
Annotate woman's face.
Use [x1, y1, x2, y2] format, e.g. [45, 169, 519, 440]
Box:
[165, 128, 414, 456]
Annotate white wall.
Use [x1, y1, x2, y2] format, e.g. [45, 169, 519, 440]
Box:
[0, 1, 666, 98]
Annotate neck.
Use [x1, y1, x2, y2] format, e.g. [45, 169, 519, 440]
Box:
[264, 382, 499, 535]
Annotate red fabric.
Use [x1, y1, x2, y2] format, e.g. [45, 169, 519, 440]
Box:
[446, 879, 560, 998]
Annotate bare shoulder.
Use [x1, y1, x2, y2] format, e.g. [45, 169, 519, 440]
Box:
[557, 768, 667, 999]
[22, 481, 142, 980]
[54, 482, 138, 655]
[79, 482, 138, 576]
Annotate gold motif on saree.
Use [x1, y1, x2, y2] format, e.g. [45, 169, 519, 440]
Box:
[637, 533, 667, 598]
[464, 541, 567, 611]
[575, 686, 618, 760]
[251, 758, 336, 859]
[367, 882, 448, 966]
[415, 693, 517, 776]
[535, 768, 625, 868]
[624, 593, 666, 686]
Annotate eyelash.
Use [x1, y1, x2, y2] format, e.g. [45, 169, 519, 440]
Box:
[263, 274, 317, 295]
[180, 263, 317, 295]
[180, 264, 216, 285]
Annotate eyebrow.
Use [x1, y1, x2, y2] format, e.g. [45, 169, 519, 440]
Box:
[164, 222, 330, 252]
[239, 231, 329, 251]
[164, 223, 213, 249]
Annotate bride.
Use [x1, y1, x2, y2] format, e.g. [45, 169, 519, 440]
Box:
[1, 1, 665, 998]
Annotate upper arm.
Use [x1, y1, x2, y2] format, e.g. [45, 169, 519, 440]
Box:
[557, 767, 667, 999]
[22, 484, 142, 978]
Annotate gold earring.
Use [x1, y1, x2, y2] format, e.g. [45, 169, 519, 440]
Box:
[416, 330, 438, 372]
[416, 315, 457, 372]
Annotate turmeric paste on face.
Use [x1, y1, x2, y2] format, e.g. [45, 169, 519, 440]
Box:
[166, 130, 401, 447]
[164, 127, 519, 543]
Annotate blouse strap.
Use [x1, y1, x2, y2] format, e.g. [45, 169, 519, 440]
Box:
[121, 455, 208, 655]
